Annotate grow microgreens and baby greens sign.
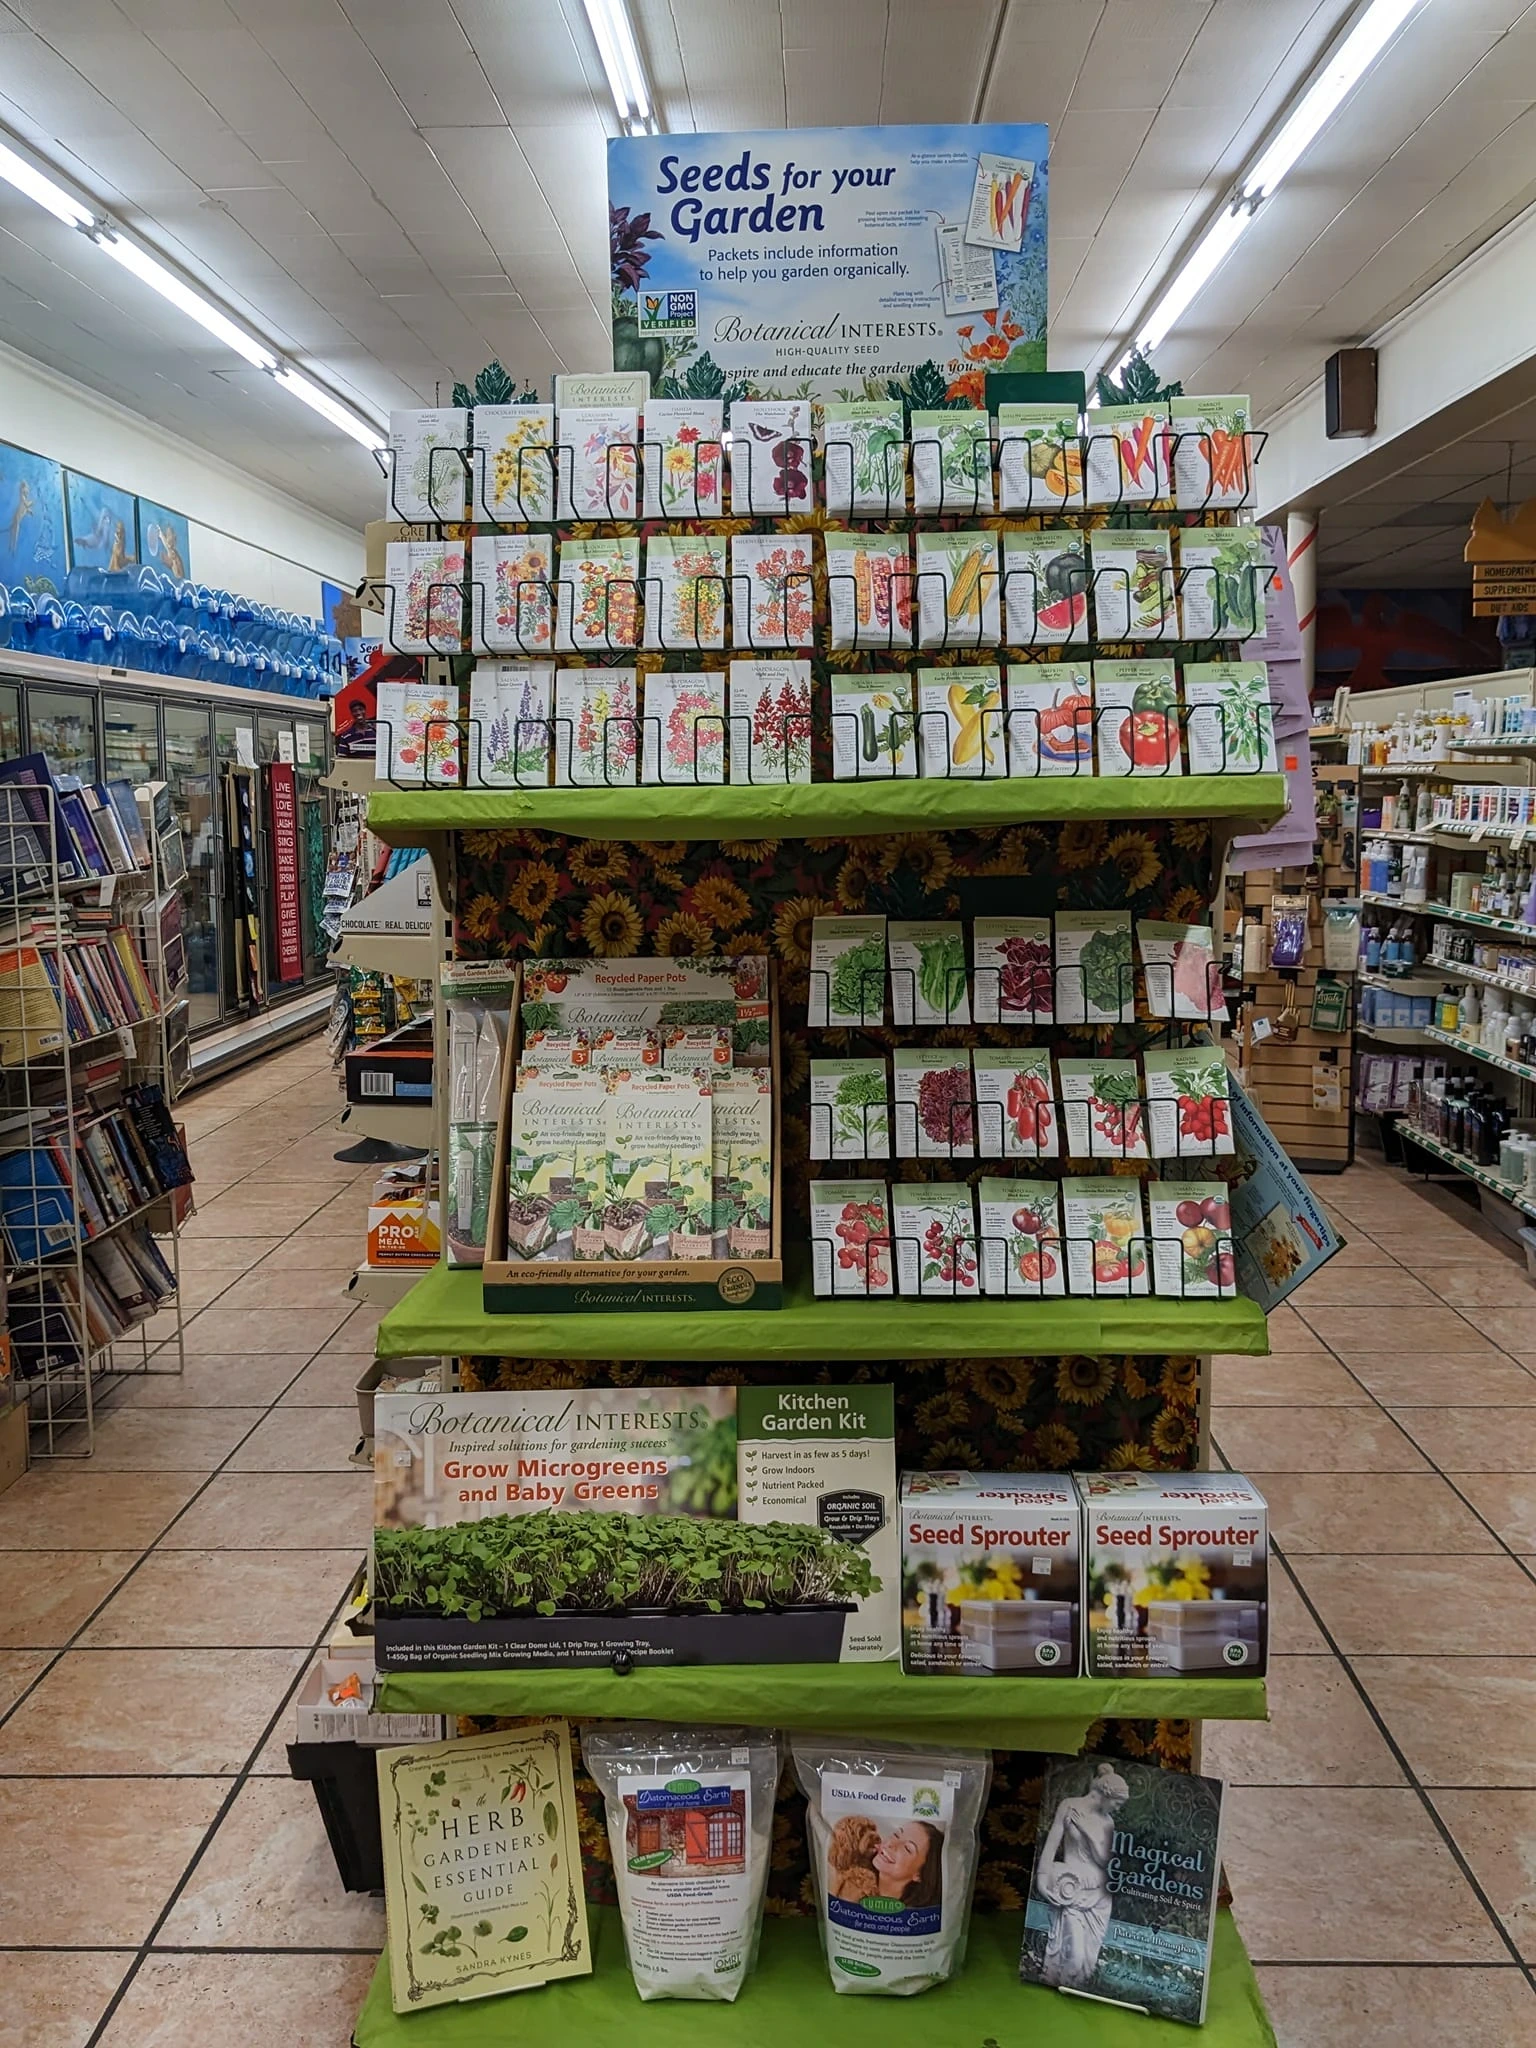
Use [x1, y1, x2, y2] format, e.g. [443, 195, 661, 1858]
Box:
[608, 123, 1048, 403]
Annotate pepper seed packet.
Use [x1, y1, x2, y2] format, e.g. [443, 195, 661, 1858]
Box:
[1061, 1175, 1149, 1296]
[471, 403, 554, 523]
[728, 658, 814, 784]
[472, 533, 554, 655]
[641, 669, 726, 786]
[893, 1046, 974, 1159]
[978, 1177, 1064, 1298]
[825, 532, 914, 650]
[1137, 920, 1228, 1022]
[642, 397, 724, 518]
[830, 674, 917, 780]
[1089, 530, 1176, 642]
[997, 401, 1084, 512]
[1084, 401, 1169, 507]
[892, 1183, 979, 1298]
[554, 403, 639, 518]
[911, 408, 993, 515]
[1002, 530, 1090, 646]
[1183, 661, 1278, 776]
[1144, 1046, 1235, 1158]
[728, 398, 813, 515]
[915, 530, 1001, 647]
[972, 1046, 1057, 1158]
[1059, 1058, 1149, 1162]
[1093, 659, 1182, 778]
[820, 398, 906, 517]
[888, 919, 969, 1027]
[809, 915, 887, 1029]
[553, 667, 638, 787]
[730, 534, 815, 649]
[810, 1058, 890, 1161]
[1170, 394, 1254, 510]
[1177, 526, 1268, 640]
[1005, 663, 1093, 779]
[643, 533, 727, 651]
[1148, 1179, 1236, 1298]
[386, 406, 467, 521]
[555, 536, 641, 651]
[972, 915, 1054, 1024]
[1054, 909, 1134, 1024]
[917, 665, 1005, 780]
[466, 662, 553, 788]
[811, 1178, 893, 1297]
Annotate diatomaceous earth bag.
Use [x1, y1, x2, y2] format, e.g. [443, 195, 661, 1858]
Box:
[790, 1736, 992, 1995]
[583, 1725, 781, 2002]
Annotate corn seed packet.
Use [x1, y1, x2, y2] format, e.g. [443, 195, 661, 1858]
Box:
[915, 531, 1001, 648]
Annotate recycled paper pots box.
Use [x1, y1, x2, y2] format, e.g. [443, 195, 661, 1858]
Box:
[1076, 1471, 1269, 1678]
[900, 1471, 1079, 1676]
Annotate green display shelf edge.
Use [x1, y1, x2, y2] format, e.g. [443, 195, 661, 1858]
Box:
[352, 1906, 1276, 2047]
[366, 773, 1287, 848]
[376, 1663, 1267, 1752]
[375, 1263, 1270, 1361]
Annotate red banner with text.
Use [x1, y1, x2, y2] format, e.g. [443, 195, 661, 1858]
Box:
[266, 761, 304, 984]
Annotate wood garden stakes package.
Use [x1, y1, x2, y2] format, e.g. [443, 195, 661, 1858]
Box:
[466, 662, 553, 788]
[1177, 525, 1268, 640]
[917, 665, 1005, 781]
[997, 400, 1085, 512]
[821, 399, 905, 516]
[888, 920, 969, 1026]
[1084, 400, 1169, 506]
[1143, 1046, 1235, 1157]
[1137, 920, 1227, 1022]
[1170, 393, 1254, 509]
[893, 1047, 974, 1159]
[643, 534, 727, 651]
[554, 402, 639, 518]
[385, 405, 466, 521]
[1076, 1470, 1268, 1676]
[1054, 909, 1133, 1024]
[915, 531, 1000, 648]
[972, 1047, 1057, 1159]
[892, 1183, 979, 1299]
[553, 667, 638, 787]
[972, 916, 1054, 1025]
[1002, 530, 1090, 646]
[556, 537, 640, 651]
[375, 669, 460, 786]
[1093, 659, 1181, 778]
[1061, 1176, 1148, 1297]
[470, 402, 554, 522]
[1089, 532, 1176, 642]
[1059, 1058, 1148, 1162]
[1183, 661, 1278, 776]
[471, 533, 554, 655]
[810, 1058, 890, 1161]
[730, 534, 815, 649]
[1004, 663, 1093, 779]
[641, 397, 724, 518]
[728, 398, 812, 514]
[728, 659, 813, 784]
[809, 915, 887, 1028]
[810, 1179, 893, 1297]
[830, 674, 917, 780]
[384, 540, 464, 657]
[825, 532, 913, 650]
[900, 1470, 1078, 1672]
[910, 407, 993, 514]
[711, 1068, 774, 1260]
[1148, 1180, 1236, 1297]
[977, 1177, 1065, 1297]
[641, 670, 726, 786]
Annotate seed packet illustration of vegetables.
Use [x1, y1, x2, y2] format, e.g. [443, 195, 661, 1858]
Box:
[972, 916, 1054, 1024]
[731, 534, 815, 648]
[554, 667, 638, 787]
[643, 533, 727, 651]
[1090, 530, 1176, 642]
[555, 536, 641, 651]
[554, 403, 639, 518]
[1170, 395, 1254, 510]
[965, 151, 1035, 251]
[911, 408, 993, 515]
[376, 674, 461, 787]
[1084, 401, 1169, 506]
[1002, 530, 1089, 646]
[810, 1058, 889, 1161]
[888, 919, 969, 1027]
[915, 530, 1000, 648]
[830, 673, 916, 781]
[471, 532, 554, 654]
[1183, 661, 1278, 775]
[1059, 1058, 1149, 1161]
[386, 406, 467, 521]
[972, 1046, 1057, 1158]
[1148, 1179, 1236, 1297]
[978, 1176, 1064, 1297]
[471, 402, 553, 522]
[466, 662, 553, 788]
[1061, 1175, 1149, 1296]
[809, 914, 887, 1029]
[1055, 908, 1134, 1024]
[1093, 660, 1181, 778]
[811, 1178, 893, 1297]
[892, 1183, 979, 1298]
[384, 539, 464, 654]
[893, 1047, 974, 1159]
[1177, 526, 1268, 640]
[1144, 1047, 1235, 1157]
[642, 397, 723, 518]
[820, 399, 905, 517]
[1005, 663, 1093, 780]
[728, 398, 812, 515]
[917, 665, 1005, 780]
[1138, 919, 1228, 1022]
[825, 532, 913, 650]
[997, 402, 1084, 511]
[728, 658, 813, 785]
[642, 669, 726, 786]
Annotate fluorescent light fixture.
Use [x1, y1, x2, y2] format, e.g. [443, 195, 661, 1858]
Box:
[0, 138, 93, 228]
[584, 0, 654, 131]
[273, 367, 386, 451]
[92, 229, 277, 370]
[1136, 203, 1253, 356]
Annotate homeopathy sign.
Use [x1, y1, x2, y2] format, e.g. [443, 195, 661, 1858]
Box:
[608, 122, 1048, 401]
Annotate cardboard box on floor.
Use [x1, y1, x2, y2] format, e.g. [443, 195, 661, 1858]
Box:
[0, 1399, 26, 1496]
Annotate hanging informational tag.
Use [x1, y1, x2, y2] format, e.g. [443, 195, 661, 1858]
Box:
[117, 1025, 138, 1060]
[295, 725, 312, 764]
[1250, 1015, 1275, 1043]
[235, 727, 256, 768]
[277, 731, 295, 764]
[1470, 819, 1488, 842]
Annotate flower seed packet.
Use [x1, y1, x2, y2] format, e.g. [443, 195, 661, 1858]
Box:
[1093, 659, 1181, 778]
[830, 673, 917, 781]
[915, 531, 1000, 647]
[643, 534, 727, 651]
[979, 1177, 1064, 1297]
[730, 534, 815, 648]
[1059, 1058, 1149, 1162]
[972, 1045, 1057, 1158]
[1170, 394, 1254, 509]
[810, 1058, 889, 1161]
[811, 1178, 892, 1297]
[1085, 401, 1169, 506]
[1182, 661, 1278, 775]
[972, 916, 1054, 1025]
[376, 672, 461, 786]
[728, 658, 813, 785]
[809, 914, 886, 1029]
[1137, 919, 1227, 1022]
[820, 399, 905, 516]
[553, 666, 638, 787]
[1177, 526, 1268, 640]
[1061, 1175, 1149, 1296]
[467, 662, 553, 788]
[471, 403, 554, 523]
[1148, 1180, 1236, 1298]
[888, 919, 969, 1026]
[1144, 1047, 1235, 1157]
[893, 1047, 974, 1159]
[728, 398, 812, 515]
[1089, 529, 1176, 641]
[385, 539, 463, 654]
[386, 406, 467, 521]
[1002, 530, 1089, 646]
[712, 1069, 773, 1258]
[606, 1070, 714, 1261]
[642, 397, 724, 518]
[556, 537, 641, 652]
[892, 1183, 979, 1298]
[1005, 662, 1093, 779]
[825, 532, 913, 650]
[641, 670, 726, 786]
[472, 532, 554, 654]
[554, 404, 639, 518]
[507, 1072, 608, 1260]
[911, 408, 993, 514]
[997, 401, 1083, 511]
[917, 664, 1005, 779]
[1055, 908, 1133, 1024]
[965, 151, 1035, 251]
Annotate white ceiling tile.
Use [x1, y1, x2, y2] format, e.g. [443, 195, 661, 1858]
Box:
[879, 0, 999, 123]
[336, 0, 506, 128]
[667, 0, 787, 128]
[980, 2, 1101, 127]
[449, 0, 599, 126]
[1066, 0, 1212, 113]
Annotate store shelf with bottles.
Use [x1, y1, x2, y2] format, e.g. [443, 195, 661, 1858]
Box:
[1360, 892, 1536, 939]
[1395, 1122, 1536, 1221]
[1422, 1025, 1536, 1087]
[1426, 952, 1536, 996]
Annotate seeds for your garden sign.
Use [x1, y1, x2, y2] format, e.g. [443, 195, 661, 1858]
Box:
[608, 123, 1048, 405]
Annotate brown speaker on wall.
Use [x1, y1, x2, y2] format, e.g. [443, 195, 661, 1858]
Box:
[1325, 348, 1377, 439]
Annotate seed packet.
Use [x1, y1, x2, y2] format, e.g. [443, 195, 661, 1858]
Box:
[471, 533, 554, 654]
[641, 397, 724, 518]
[385, 539, 464, 655]
[607, 1070, 714, 1260]
[1177, 526, 1268, 640]
[810, 1058, 889, 1160]
[1183, 661, 1278, 775]
[375, 672, 460, 787]
[1170, 394, 1254, 509]
[1061, 1175, 1149, 1296]
[1002, 530, 1090, 646]
[470, 403, 554, 523]
[1144, 1046, 1235, 1157]
[996, 401, 1084, 512]
[830, 674, 917, 781]
[892, 1183, 979, 1297]
[386, 406, 467, 521]
[977, 1178, 1065, 1298]
[809, 914, 886, 1028]
[888, 919, 969, 1027]
[911, 408, 993, 514]
[825, 532, 914, 650]
[556, 537, 641, 651]
[553, 667, 638, 787]
[729, 534, 815, 649]
[466, 662, 553, 788]
[642, 670, 727, 786]
[728, 659, 813, 785]
[915, 531, 1000, 651]
[1055, 908, 1133, 1024]
[893, 1047, 974, 1159]
[1059, 1058, 1148, 1161]
[1084, 401, 1169, 506]
[554, 404, 639, 518]
[1005, 662, 1093, 779]
[1137, 919, 1227, 1022]
[972, 1046, 1057, 1159]
[820, 398, 905, 516]
[643, 534, 727, 652]
[1148, 1179, 1236, 1297]
[506, 1072, 608, 1260]
[728, 399, 813, 515]
[917, 665, 1005, 780]
[712, 1069, 774, 1258]
[1089, 529, 1176, 641]
[966, 151, 1035, 250]
[810, 1178, 892, 1297]
[971, 916, 1053, 1026]
[1093, 659, 1181, 778]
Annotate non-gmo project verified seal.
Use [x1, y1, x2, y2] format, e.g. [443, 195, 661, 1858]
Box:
[639, 289, 697, 333]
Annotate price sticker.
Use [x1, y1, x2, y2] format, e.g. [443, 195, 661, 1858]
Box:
[1512, 823, 1529, 850]
[1470, 820, 1488, 842]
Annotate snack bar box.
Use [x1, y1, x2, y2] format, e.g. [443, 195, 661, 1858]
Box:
[899, 1470, 1079, 1676]
[344, 1018, 434, 1105]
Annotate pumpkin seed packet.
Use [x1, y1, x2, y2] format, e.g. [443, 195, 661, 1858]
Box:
[1089, 529, 1176, 641]
[917, 665, 1005, 780]
[810, 1178, 893, 1297]
[1177, 526, 1267, 640]
[555, 536, 641, 651]
[1170, 394, 1253, 509]
[996, 401, 1084, 511]
[825, 531, 914, 650]
[643, 533, 727, 651]
[1148, 1179, 1236, 1298]
[1144, 1046, 1235, 1157]
[641, 396, 724, 518]
[821, 398, 906, 516]
[1138, 920, 1228, 1022]
[888, 919, 969, 1027]
[1055, 909, 1133, 1024]
[471, 402, 554, 522]
[911, 408, 993, 515]
[728, 398, 813, 515]
[1059, 1058, 1149, 1162]
[1093, 659, 1181, 778]
[1084, 401, 1169, 506]
[978, 1177, 1064, 1297]
[972, 1046, 1057, 1158]
[1061, 1175, 1149, 1297]
[1183, 661, 1278, 775]
[892, 1183, 979, 1298]
[810, 1058, 890, 1161]
[641, 669, 726, 786]
[893, 1047, 974, 1159]
[830, 673, 917, 781]
[915, 530, 1000, 647]
[1002, 530, 1089, 646]
[1005, 663, 1093, 779]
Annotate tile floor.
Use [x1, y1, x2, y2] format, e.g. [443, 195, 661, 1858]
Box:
[2, 1041, 1535, 2042]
